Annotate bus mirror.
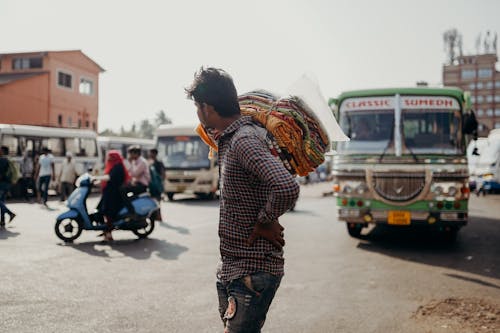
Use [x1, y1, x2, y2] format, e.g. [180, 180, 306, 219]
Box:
[328, 98, 339, 120]
[463, 110, 478, 137]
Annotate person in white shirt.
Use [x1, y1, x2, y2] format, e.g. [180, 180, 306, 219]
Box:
[59, 152, 78, 201]
[35, 147, 55, 206]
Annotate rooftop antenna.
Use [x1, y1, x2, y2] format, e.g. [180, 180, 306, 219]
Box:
[475, 32, 482, 54]
[443, 28, 462, 64]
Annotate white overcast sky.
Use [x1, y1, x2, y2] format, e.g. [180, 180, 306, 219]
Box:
[1, 0, 500, 131]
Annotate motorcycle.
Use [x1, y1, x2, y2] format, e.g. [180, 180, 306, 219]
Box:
[55, 173, 160, 243]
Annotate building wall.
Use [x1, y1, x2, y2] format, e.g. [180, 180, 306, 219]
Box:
[443, 53, 499, 136]
[0, 73, 50, 125]
[47, 53, 100, 130]
[0, 50, 101, 131]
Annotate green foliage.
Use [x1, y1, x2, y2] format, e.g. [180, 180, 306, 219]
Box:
[99, 110, 172, 139]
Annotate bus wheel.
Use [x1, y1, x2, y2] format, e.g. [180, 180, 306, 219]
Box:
[166, 192, 174, 201]
[441, 227, 458, 244]
[346, 223, 363, 238]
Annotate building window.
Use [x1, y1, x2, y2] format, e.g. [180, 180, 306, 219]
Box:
[477, 109, 484, 116]
[461, 69, 476, 79]
[486, 95, 493, 102]
[495, 122, 500, 129]
[57, 71, 72, 89]
[92, 122, 96, 131]
[68, 116, 72, 127]
[496, 96, 500, 103]
[79, 78, 93, 95]
[487, 109, 493, 116]
[12, 57, 43, 70]
[471, 96, 476, 103]
[85, 120, 89, 128]
[476, 82, 483, 89]
[495, 109, 500, 116]
[57, 114, 63, 125]
[478, 68, 493, 78]
[496, 81, 500, 88]
[468, 83, 475, 89]
[477, 95, 484, 103]
[486, 81, 493, 89]
[78, 119, 82, 128]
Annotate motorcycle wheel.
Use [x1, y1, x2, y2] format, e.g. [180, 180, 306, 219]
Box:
[55, 218, 82, 242]
[132, 217, 155, 239]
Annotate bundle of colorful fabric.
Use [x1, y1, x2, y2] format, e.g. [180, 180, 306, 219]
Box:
[196, 90, 330, 176]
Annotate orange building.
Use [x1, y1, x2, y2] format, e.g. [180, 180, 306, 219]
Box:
[0, 50, 104, 131]
[443, 53, 500, 136]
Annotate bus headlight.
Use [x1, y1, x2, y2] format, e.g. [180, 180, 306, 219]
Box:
[433, 185, 443, 195]
[356, 184, 368, 195]
[343, 185, 353, 194]
[447, 186, 457, 196]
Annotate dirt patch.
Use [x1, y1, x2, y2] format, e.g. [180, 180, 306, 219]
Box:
[413, 297, 499, 333]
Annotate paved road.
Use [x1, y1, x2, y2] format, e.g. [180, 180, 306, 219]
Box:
[0, 183, 499, 332]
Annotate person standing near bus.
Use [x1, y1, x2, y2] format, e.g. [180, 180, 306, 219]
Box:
[58, 152, 78, 202]
[0, 146, 16, 226]
[20, 150, 35, 202]
[35, 147, 55, 206]
[148, 148, 165, 201]
[186, 67, 299, 332]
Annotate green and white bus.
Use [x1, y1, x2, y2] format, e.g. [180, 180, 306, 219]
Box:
[329, 87, 477, 241]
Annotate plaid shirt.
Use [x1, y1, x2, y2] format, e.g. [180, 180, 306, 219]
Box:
[216, 116, 300, 282]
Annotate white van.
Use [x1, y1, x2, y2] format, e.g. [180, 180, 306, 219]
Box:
[474, 129, 500, 193]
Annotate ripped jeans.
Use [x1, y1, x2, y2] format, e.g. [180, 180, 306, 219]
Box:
[216, 272, 282, 333]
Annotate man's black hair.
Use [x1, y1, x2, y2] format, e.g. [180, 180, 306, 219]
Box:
[149, 148, 158, 155]
[185, 67, 240, 117]
[1, 145, 8, 155]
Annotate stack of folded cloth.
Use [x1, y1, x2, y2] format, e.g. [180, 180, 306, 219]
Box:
[196, 90, 330, 176]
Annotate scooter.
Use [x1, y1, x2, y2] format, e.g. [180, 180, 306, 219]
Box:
[55, 173, 160, 243]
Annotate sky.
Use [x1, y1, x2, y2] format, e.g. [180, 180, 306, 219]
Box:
[1, 0, 500, 132]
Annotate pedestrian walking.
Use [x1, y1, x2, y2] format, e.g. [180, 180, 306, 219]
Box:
[58, 152, 78, 201]
[20, 150, 35, 201]
[35, 147, 55, 206]
[186, 67, 299, 332]
[0, 146, 16, 226]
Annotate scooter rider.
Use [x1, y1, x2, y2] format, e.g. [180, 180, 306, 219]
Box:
[121, 145, 150, 219]
[96, 150, 131, 241]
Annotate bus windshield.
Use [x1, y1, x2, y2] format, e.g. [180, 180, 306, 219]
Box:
[402, 109, 462, 154]
[337, 110, 393, 153]
[336, 96, 463, 155]
[157, 136, 210, 169]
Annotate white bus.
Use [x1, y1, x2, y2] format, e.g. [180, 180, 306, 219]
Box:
[155, 124, 218, 200]
[0, 124, 100, 196]
[97, 136, 156, 167]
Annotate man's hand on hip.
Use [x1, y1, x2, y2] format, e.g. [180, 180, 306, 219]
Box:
[247, 220, 285, 250]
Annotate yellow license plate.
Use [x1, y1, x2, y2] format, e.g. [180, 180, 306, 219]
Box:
[388, 211, 411, 225]
[176, 186, 186, 192]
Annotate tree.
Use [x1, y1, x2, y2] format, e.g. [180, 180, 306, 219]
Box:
[155, 110, 172, 127]
[139, 119, 155, 139]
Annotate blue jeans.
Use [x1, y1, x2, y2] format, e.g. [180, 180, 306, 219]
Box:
[38, 175, 51, 204]
[217, 272, 282, 333]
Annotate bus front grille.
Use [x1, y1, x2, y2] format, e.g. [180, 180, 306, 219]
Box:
[371, 172, 426, 202]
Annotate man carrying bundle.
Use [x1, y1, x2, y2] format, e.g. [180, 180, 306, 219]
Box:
[186, 67, 299, 333]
